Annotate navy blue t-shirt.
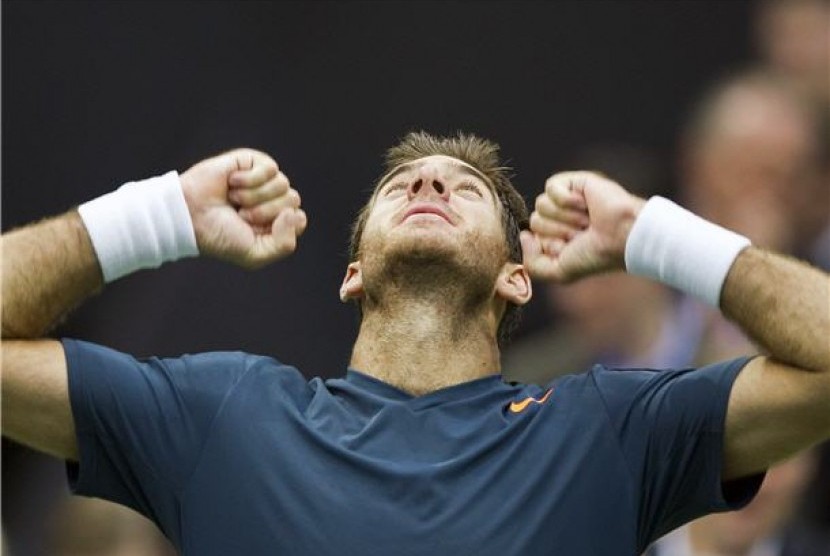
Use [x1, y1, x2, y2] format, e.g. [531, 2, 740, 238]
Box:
[62, 338, 762, 555]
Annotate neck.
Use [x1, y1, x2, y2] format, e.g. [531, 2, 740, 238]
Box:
[349, 295, 501, 396]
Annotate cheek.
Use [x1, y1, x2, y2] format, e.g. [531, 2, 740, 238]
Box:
[360, 204, 394, 240]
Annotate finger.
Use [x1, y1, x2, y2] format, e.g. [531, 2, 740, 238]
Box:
[520, 230, 541, 264]
[238, 189, 301, 224]
[529, 212, 579, 240]
[535, 194, 590, 228]
[230, 173, 292, 207]
[269, 208, 299, 253]
[228, 152, 279, 187]
[239, 209, 301, 269]
[544, 172, 589, 210]
[293, 208, 308, 237]
[540, 237, 567, 258]
[525, 250, 566, 283]
[521, 230, 568, 282]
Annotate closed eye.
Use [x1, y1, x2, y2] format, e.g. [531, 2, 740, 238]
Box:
[456, 180, 483, 197]
[383, 182, 407, 196]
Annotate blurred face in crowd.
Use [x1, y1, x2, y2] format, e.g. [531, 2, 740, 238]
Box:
[684, 83, 819, 252]
[756, 0, 830, 102]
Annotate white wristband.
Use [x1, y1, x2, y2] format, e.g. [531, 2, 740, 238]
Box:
[624, 196, 751, 307]
[77, 171, 199, 283]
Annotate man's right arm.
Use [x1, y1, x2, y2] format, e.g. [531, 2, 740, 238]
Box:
[1, 149, 307, 461]
[2, 213, 101, 460]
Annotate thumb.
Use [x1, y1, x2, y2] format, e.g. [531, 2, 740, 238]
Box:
[521, 230, 568, 282]
[520, 230, 541, 265]
[269, 208, 300, 250]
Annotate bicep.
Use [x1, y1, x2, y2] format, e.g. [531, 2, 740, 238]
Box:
[724, 356, 830, 481]
[1, 339, 78, 460]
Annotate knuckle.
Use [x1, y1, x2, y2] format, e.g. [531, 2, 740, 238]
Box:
[289, 189, 301, 207]
[275, 173, 290, 193]
[266, 159, 279, 175]
[242, 190, 261, 206]
[233, 189, 251, 204]
[277, 235, 297, 253]
[247, 205, 264, 222]
[544, 177, 558, 194]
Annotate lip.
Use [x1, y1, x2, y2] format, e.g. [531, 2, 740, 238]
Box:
[401, 202, 455, 225]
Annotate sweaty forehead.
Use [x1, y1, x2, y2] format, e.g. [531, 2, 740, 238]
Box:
[377, 155, 494, 191]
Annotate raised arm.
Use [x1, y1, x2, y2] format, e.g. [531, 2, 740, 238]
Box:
[1, 149, 307, 460]
[719, 249, 829, 478]
[522, 171, 829, 480]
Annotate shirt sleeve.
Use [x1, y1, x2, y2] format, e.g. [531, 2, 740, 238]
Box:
[62, 338, 260, 540]
[589, 357, 765, 548]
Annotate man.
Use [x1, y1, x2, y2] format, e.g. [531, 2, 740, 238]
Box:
[679, 70, 824, 263]
[2, 132, 828, 555]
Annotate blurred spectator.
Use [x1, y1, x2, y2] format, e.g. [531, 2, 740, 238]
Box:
[755, 0, 829, 109]
[719, 12, 830, 540]
[646, 450, 830, 556]
[679, 70, 824, 255]
[652, 65, 830, 556]
[46, 496, 175, 556]
[754, 0, 830, 270]
[669, 68, 827, 368]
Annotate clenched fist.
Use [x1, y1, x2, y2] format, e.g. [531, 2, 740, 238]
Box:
[521, 171, 645, 283]
[180, 149, 307, 269]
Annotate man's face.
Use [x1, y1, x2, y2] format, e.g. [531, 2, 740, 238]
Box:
[348, 155, 510, 303]
[360, 154, 506, 262]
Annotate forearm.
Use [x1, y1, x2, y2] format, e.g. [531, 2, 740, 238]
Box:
[1, 339, 77, 460]
[721, 247, 830, 373]
[2, 211, 102, 338]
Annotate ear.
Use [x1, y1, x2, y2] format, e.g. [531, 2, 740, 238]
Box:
[339, 261, 364, 302]
[495, 262, 532, 306]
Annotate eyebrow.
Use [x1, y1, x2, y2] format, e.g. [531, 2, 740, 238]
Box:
[376, 159, 495, 194]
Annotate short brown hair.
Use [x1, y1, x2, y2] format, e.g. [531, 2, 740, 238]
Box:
[348, 131, 529, 347]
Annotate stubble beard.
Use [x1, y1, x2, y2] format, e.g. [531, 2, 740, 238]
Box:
[358, 226, 506, 322]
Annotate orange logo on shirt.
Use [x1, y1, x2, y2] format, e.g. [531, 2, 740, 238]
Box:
[508, 388, 553, 413]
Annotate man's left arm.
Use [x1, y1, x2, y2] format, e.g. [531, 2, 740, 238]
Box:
[522, 171, 830, 482]
[719, 248, 829, 480]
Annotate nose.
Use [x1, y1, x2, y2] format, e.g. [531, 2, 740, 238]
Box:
[407, 163, 448, 201]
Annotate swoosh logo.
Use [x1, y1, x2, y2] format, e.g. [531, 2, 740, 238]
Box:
[508, 388, 553, 413]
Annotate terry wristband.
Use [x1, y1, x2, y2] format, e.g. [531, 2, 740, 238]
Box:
[77, 171, 199, 283]
[624, 196, 751, 307]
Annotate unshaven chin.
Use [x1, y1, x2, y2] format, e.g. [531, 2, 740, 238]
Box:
[358, 225, 507, 329]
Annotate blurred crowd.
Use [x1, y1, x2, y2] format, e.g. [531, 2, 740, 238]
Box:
[2, 0, 828, 554]
[505, 1, 830, 554]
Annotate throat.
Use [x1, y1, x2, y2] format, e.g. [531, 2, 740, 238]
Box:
[349, 298, 501, 396]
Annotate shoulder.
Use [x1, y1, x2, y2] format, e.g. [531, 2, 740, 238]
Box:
[62, 338, 310, 395]
[542, 358, 752, 425]
[584, 357, 752, 395]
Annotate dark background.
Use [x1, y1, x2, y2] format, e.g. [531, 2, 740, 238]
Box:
[3, 0, 758, 551]
[3, 0, 756, 371]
